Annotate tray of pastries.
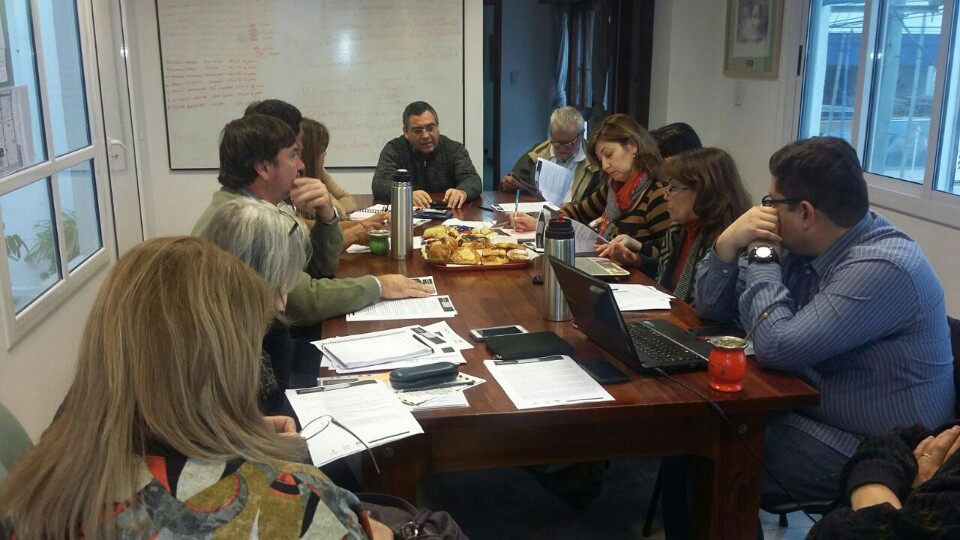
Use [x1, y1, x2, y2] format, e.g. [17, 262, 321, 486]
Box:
[421, 225, 531, 270]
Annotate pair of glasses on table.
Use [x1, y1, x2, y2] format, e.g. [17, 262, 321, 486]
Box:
[298, 414, 381, 474]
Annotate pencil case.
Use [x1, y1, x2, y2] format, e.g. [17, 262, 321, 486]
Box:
[485, 331, 574, 360]
[389, 361, 459, 390]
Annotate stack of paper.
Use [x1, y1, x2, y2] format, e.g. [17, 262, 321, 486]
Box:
[570, 219, 608, 253]
[346, 295, 457, 322]
[483, 356, 614, 410]
[319, 327, 432, 369]
[536, 159, 575, 205]
[611, 284, 673, 311]
[316, 324, 468, 373]
[285, 382, 423, 467]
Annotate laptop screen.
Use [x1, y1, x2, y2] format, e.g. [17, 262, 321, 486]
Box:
[548, 256, 637, 367]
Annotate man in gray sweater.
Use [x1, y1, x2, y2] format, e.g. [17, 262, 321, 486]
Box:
[371, 101, 482, 208]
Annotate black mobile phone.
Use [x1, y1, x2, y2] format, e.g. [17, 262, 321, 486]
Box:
[430, 201, 449, 210]
[580, 360, 629, 385]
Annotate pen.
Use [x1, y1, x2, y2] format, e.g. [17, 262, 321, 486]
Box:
[396, 380, 476, 392]
[494, 354, 565, 365]
[295, 380, 376, 394]
[514, 189, 520, 217]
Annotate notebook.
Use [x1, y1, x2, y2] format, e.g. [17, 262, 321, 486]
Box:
[320, 328, 433, 370]
[548, 256, 710, 373]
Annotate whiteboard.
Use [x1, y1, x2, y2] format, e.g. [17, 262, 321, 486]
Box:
[156, 0, 464, 169]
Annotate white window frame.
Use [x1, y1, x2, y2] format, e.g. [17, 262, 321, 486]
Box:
[0, 0, 116, 348]
[800, 0, 960, 230]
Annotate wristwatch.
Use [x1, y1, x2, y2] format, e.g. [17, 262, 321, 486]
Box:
[748, 245, 780, 264]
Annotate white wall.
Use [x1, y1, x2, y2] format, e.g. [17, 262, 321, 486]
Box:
[498, 0, 558, 181]
[650, 0, 960, 314]
[124, 0, 485, 238]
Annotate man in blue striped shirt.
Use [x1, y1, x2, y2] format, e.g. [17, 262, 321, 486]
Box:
[694, 137, 954, 509]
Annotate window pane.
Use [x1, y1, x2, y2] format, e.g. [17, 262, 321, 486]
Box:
[934, 1, 960, 195]
[0, 0, 48, 179]
[1, 179, 61, 313]
[58, 160, 100, 270]
[800, 1, 866, 141]
[38, 0, 90, 156]
[864, 1, 943, 183]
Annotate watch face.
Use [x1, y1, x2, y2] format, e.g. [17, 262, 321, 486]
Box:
[755, 246, 773, 258]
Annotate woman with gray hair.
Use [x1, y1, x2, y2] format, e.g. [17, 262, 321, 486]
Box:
[199, 197, 312, 416]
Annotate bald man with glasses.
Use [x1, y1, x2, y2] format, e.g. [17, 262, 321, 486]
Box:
[501, 106, 599, 203]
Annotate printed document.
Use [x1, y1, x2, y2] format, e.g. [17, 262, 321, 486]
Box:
[286, 382, 423, 467]
[610, 284, 673, 311]
[346, 295, 458, 321]
[570, 219, 608, 253]
[483, 356, 614, 410]
[536, 158, 575, 205]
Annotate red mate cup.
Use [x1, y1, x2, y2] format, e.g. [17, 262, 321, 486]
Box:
[707, 336, 748, 392]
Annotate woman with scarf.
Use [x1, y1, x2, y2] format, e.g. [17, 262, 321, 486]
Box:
[513, 114, 672, 259]
[595, 147, 751, 305]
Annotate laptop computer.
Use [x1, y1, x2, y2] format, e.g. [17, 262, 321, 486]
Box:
[548, 256, 711, 373]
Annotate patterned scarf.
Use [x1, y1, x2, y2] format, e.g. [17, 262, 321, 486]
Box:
[598, 170, 652, 239]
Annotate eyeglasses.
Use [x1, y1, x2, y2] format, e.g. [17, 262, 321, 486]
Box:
[761, 194, 808, 207]
[664, 184, 691, 195]
[299, 414, 381, 474]
[408, 123, 437, 136]
[550, 131, 583, 149]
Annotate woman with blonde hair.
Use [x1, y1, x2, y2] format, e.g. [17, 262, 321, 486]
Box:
[199, 197, 311, 416]
[597, 147, 751, 305]
[0, 237, 389, 538]
[514, 114, 672, 258]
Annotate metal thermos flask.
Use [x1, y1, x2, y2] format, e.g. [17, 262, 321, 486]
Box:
[390, 169, 413, 260]
[543, 216, 575, 321]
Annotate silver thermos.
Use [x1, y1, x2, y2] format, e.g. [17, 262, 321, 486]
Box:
[390, 169, 413, 260]
[543, 216, 575, 321]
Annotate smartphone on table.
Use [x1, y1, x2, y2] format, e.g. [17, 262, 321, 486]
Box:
[469, 325, 528, 342]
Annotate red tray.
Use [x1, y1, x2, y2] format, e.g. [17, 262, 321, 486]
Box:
[429, 260, 531, 271]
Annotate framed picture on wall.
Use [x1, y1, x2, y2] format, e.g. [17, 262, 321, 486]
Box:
[723, 0, 783, 78]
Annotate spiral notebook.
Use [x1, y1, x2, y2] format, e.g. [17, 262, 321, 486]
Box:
[320, 328, 433, 369]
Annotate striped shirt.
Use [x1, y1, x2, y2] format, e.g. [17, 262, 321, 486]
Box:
[563, 176, 672, 259]
[695, 212, 954, 456]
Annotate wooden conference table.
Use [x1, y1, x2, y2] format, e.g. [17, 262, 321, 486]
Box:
[324, 192, 820, 539]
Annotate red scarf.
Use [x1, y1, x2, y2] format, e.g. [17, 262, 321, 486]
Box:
[598, 170, 646, 237]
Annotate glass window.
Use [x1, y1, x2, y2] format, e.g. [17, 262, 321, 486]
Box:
[0, 0, 47, 178]
[799, 1, 866, 141]
[1, 178, 60, 313]
[935, 2, 960, 196]
[58, 160, 100, 270]
[38, 0, 90, 156]
[864, 1, 943, 183]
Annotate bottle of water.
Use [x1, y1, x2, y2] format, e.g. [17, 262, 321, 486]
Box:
[543, 216, 575, 321]
[390, 169, 413, 260]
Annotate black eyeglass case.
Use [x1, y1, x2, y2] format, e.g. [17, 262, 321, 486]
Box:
[485, 331, 574, 360]
[389, 361, 459, 390]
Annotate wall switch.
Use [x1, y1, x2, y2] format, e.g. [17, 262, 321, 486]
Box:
[734, 82, 743, 106]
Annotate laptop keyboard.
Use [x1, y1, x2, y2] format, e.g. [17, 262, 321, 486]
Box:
[627, 322, 704, 365]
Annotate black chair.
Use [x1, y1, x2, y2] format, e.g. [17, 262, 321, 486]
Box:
[642, 316, 960, 534]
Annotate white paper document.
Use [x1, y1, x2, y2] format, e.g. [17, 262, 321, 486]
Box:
[394, 372, 485, 407]
[350, 205, 390, 220]
[321, 350, 466, 374]
[346, 295, 457, 322]
[410, 276, 438, 295]
[483, 356, 615, 410]
[611, 284, 673, 311]
[286, 382, 423, 467]
[422, 321, 472, 350]
[570, 219, 608, 253]
[442, 218, 494, 229]
[319, 327, 432, 369]
[491, 201, 559, 214]
[535, 158, 575, 205]
[346, 244, 371, 254]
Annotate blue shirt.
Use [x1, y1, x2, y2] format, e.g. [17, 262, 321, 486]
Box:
[694, 212, 954, 456]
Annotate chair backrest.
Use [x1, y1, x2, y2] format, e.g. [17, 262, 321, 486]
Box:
[0, 402, 33, 486]
[949, 316, 960, 418]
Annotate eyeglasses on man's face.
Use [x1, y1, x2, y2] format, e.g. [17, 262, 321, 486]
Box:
[550, 131, 583, 149]
[761, 194, 807, 207]
[408, 123, 438, 136]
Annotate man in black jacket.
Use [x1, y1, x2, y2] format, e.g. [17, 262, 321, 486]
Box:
[371, 101, 481, 208]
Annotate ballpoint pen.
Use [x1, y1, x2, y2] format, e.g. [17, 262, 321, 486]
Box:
[396, 380, 476, 392]
[494, 355, 565, 366]
[515, 189, 520, 217]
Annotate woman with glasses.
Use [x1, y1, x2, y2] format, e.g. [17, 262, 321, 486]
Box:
[199, 198, 311, 417]
[596, 147, 751, 305]
[513, 114, 672, 259]
[300, 118, 389, 250]
[0, 236, 392, 538]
